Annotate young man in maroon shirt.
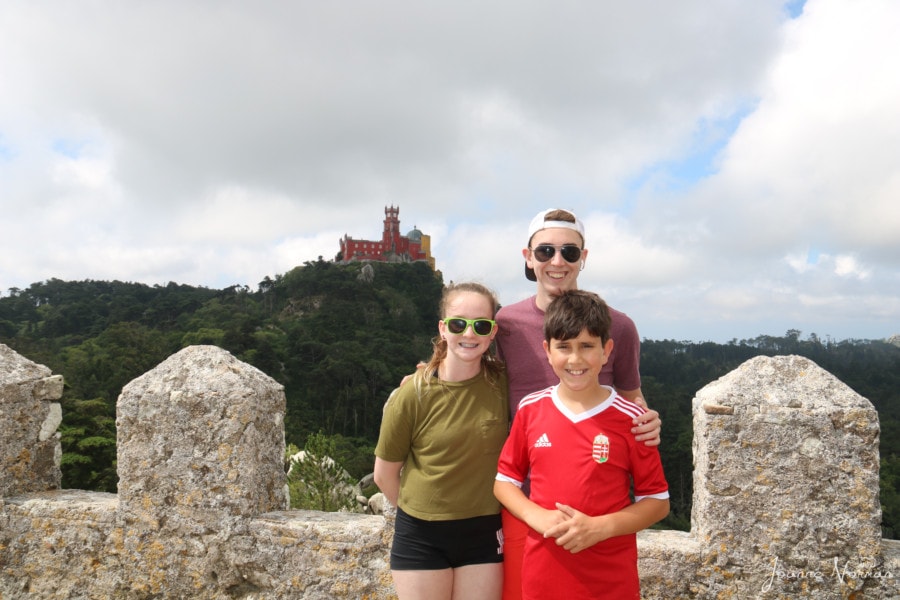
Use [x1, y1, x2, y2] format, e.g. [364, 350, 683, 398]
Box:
[494, 208, 661, 600]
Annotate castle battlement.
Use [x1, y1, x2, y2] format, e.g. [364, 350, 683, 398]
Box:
[2, 343, 899, 598]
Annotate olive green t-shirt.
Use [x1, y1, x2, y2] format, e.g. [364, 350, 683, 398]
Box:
[374, 370, 509, 521]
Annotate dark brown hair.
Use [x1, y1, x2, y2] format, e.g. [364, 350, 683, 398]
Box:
[543, 289, 612, 343]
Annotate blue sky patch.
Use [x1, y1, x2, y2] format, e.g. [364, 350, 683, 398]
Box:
[806, 247, 821, 265]
[52, 138, 89, 159]
[0, 134, 15, 162]
[625, 105, 754, 198]
[785, 0, 807, 19]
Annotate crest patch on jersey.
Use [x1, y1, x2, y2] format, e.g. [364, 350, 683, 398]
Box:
[592, 433, 609, 464]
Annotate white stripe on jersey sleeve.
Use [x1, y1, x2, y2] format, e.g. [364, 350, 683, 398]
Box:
[495, 473, 524, 488]
[611, 396, 646, 419]
[635, 491, 670, 501]
[516, 386, 554, 410]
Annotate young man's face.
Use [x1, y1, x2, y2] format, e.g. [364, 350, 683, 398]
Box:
[543, 329, 613, 395]
[524, 227, 587, 299]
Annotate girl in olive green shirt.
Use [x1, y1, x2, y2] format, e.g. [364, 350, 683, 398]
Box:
[375, 282, 508, 600]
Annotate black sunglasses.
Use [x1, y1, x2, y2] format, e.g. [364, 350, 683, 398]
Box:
[531, 244, 582, 263]
[443, 317, 496, 336]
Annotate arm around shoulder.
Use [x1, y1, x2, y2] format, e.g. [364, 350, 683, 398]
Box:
[620, 386, 662, 447]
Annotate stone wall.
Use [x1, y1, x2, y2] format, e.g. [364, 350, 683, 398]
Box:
[1, 343, 898, 598]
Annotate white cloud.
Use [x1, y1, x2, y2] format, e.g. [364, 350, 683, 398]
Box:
[833, 255, 871, 280]
[1, 0, 898, 342]
[686, 0, 900, 250]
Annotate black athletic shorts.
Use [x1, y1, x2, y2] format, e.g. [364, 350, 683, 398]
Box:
[390, 508, 504, 570]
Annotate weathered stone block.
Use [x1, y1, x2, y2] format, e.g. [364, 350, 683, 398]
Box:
[116, 345, 289, 594]
[0, 343, 62, 497]
[692, 355, 886, 598]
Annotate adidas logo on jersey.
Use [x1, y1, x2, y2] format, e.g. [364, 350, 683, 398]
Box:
[534, 433, 552, 448]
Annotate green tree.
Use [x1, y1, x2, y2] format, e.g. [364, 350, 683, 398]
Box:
[58, 397, 117, 491]
[286, 432, 359, 512]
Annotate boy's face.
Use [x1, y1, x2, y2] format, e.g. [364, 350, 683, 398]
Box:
[524, 227, 587, 298]
[543, 329, 614, 394]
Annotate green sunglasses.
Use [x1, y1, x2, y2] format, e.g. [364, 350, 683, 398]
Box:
[442, 317, 496, 336]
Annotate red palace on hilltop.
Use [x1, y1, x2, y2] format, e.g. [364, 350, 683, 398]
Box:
[338, 206, 435, 269]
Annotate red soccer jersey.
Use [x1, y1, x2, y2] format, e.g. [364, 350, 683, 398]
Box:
[496, 385, 669, 600]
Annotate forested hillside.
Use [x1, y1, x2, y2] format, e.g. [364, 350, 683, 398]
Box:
[2, 262, 898, 537]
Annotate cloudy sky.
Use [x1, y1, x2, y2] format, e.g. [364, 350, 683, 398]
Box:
[1, 0, 898, 343]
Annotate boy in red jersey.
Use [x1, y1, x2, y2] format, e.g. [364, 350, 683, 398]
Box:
[494, 290, 669, 600]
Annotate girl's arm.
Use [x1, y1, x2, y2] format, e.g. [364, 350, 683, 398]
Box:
[493, 480, 566, 536]
[546, 498, 670, 554]
[373, 457, 403, 507]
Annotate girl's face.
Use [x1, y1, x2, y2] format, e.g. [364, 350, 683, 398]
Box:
[438, 291, 497, 366]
